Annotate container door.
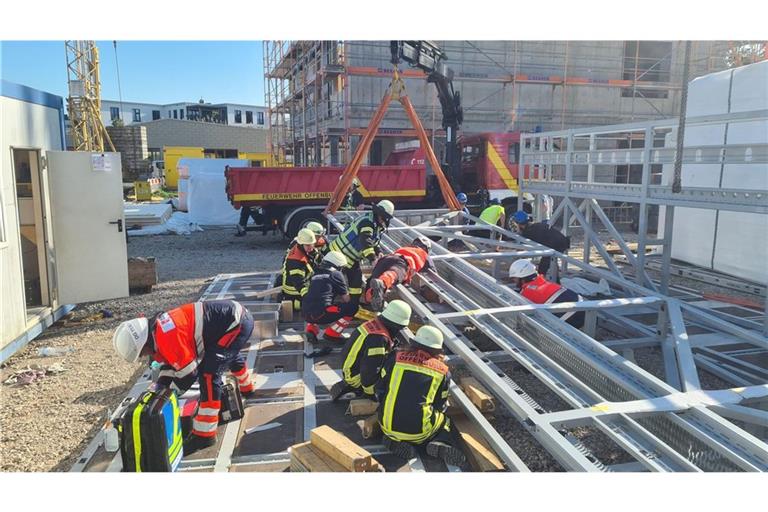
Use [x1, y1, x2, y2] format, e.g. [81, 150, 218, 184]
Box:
[45, 151, 129, 304]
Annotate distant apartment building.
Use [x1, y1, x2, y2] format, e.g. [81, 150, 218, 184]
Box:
[100, 99, 267, 129]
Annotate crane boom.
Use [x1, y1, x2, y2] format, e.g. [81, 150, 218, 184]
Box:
[390, 41, 463, 188]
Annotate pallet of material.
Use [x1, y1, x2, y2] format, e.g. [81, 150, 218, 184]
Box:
[124, 203, 172, 227]
[289, 426, 383, 472]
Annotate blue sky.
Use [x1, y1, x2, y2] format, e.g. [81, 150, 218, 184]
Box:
[1, 41, 265, 106]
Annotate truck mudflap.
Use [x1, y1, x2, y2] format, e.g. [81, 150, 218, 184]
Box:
[225, 165, 426, 208]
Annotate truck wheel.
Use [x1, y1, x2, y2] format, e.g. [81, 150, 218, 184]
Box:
[287, 209, 326, 238]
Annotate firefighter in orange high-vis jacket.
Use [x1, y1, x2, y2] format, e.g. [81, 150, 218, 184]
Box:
[363, 236, 434, 311]
[113, 299, 255, 454]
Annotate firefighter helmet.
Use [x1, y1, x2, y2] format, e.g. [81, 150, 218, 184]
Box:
[306, 221, 325, 236]
[296, 228, 317, 245]
[413, 325, 444, 350]
[456, 192, 468, 204]
[323, 250, 348, 269]
[380, 299, 412, 326]
[113, 317, 149, 363]
[508, 259, 537, 278]
[412, 236, 432, 253]
[373, 199, 395, 222]
[513, 211, 529, 224]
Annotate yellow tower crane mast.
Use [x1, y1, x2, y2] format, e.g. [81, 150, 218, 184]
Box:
[65, 40, 115, 152]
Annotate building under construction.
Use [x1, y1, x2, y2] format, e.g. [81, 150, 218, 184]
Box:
[264, 41, 734, 167]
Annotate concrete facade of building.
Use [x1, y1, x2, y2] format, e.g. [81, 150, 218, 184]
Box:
[135, 119, 268, 155]
[101, 99, 267, 130]
[266, 41, 733, 167]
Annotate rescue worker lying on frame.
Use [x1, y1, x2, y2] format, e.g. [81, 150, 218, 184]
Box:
[330, 299, 413, 401]
[376, 325, 466, 466]
[363, 236, 434, 312]
[328, 199, 395, 309]
[506, 258, 585, 329]
[281, 228, 317, 311]
[113, 299, 255, 454]
[302, 251, 359, 343]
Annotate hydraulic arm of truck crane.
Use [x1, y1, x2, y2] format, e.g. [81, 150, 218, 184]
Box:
[390, 41, 464, 188]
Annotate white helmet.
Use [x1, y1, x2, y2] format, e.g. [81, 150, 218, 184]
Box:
[376, 200, 395, 217]
[295, 228, 317, 245]
[414, 325, 444, 350]
[381, 299, 412, 326]
[323, 250, 348, 269]
[412, 236, 432, 253]
[113, 318, 149, 363]
[306, 221, 325, 236]
[508, 259, 537, 279]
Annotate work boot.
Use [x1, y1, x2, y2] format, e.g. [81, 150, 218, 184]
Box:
[330, 381, 355, 402]
[183, 434, 217, 456]
[305, 323, 320, 344]
[306, 331, 319, 345]
[383, 436, 416, 460]
[426, 440, 466, 466]
[234, 224, 246, 237]
[369, 279, 386, 312]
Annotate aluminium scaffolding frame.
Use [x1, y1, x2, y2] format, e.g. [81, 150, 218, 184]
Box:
[517, 108, 768, 390]
[327, 208, 768, 472]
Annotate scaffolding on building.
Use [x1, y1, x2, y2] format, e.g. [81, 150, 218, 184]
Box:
[264, 41, 761, 168]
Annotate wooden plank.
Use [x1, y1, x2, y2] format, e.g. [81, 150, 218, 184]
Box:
[459, 377, 496, 412]
[346, 399, 379, 417]
[452, 414, 505, 472]
[309, 425, 373, 472]
[279, 300, 294, 322]
[251, 286, 282, 299]
[358, 414, 381, 439]
[290, 441, 347, 472]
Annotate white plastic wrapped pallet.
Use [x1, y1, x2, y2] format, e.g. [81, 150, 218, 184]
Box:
[181, 158, 248, 226]
[659, 60, 768, 285]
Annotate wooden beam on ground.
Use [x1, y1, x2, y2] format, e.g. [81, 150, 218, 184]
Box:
[290, 441, 347, 472]
[459, 377, 496, 413]
[310, 425, 374, 472]
[452, 414, 505, 472]
[346, 399, 379, 417]
[251, 286, 282, 299]
[359, 414, 381, 440]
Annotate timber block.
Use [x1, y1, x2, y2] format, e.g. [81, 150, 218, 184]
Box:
[279, 300, 293, 322]
[358, 414, 381, 440]
[452, 414, 505, 472]
[309, 425, 378, 472]
[290, 441, 347, 472]
[459, 377, 496, 413]
[346, 399, 379, 417]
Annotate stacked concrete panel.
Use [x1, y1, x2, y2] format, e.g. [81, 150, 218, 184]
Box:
[106, 125, 149, 181]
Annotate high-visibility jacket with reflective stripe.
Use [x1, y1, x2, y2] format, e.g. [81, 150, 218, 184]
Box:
[520, 274, 566, 304]
[393, 246, 428, 282]
[281, 245, 314, 308]
[479, 204, 505, 225]
[376, 349, 450, 443]
[341, 317, 394, 396]
[152, 300, 244, 381]
[286, 236, 328, 268]
[328, 213, 381, 265]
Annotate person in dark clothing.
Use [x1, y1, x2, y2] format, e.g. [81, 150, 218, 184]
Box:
[343, 178, 365, 210]
[376, 325, 465, 465]
[302, 251, 359, 343]
[512, 210, 570, 277]
[331, 300, 413, 401]
[235, 205, 265, 237]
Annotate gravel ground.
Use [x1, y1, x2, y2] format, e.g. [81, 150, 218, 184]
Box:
[0, 228, 287, 472]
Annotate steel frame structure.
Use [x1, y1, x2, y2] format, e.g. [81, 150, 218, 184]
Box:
[327, 207, 768, 472]
[516, 108, 768, 384]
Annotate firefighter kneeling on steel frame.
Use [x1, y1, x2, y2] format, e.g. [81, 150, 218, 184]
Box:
[330, 299, 413, 401]
[112, 299, 256, 454]
[376, 325, 466, 466]
[363, 236, 434, 312]
[281, 228, 317, 312]
[302, 251, 359, 343]
[328, 199, 395, 309]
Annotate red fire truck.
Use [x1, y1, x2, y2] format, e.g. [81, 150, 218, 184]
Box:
[225, 133, 530, 236]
